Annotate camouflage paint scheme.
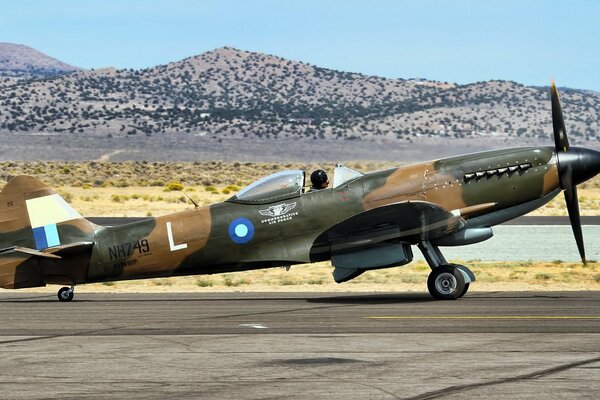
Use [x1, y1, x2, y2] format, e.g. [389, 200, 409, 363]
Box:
[0, 145, 561, 290]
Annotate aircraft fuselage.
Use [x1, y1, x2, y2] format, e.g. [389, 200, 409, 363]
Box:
[81, 146, 560, 284]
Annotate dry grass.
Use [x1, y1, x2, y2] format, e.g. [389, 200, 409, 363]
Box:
[535, 188, 600, 216]
[7, 260, 600, 294]
[64, 186, 223, 217]
[0, 160, 392, 189]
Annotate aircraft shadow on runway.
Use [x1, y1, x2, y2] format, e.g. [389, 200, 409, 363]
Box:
[307, 292, 436, 304]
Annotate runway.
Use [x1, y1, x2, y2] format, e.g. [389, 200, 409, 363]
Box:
[1, 291, 599, 399]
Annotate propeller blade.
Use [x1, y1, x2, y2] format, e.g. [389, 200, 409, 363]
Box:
[551, 82, 569, 152]
[551, 83, 585, 264]
[562, 171, 586, 264]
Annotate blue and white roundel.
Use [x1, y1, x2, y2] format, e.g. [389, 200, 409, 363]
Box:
[228, 217, 255, 244]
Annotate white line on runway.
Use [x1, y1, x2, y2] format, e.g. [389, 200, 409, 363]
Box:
[239, 323, 268, 329]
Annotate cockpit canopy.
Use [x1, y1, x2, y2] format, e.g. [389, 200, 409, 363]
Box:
[227, 165, 364, 204]
[228, 170, 305, 204]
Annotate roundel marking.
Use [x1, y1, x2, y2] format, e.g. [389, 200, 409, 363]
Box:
[228, 217, 255, 244]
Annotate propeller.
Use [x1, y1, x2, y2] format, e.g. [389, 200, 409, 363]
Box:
[551, 82, 585, 264]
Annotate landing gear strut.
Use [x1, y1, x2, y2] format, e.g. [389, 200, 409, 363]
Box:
[418, 241, 475, 300]
[57, 285, 74, 302]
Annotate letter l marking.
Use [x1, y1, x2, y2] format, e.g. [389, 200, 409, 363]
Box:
[167, 221, 188, 251]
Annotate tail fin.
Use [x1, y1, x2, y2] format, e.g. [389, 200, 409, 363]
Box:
[0, 175, 96, 251]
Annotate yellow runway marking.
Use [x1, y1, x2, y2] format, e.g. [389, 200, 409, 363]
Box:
[366, 316, 600, 320]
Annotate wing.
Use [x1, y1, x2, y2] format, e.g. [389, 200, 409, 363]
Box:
[315, 201, 466, 252]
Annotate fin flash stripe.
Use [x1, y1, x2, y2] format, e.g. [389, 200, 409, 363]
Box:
[32, 224, 60, 250]
[25, 194, 82, 228]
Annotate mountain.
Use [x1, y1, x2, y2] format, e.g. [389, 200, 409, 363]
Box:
[0, 43, 80, 77]
[0, 46, 598, 143]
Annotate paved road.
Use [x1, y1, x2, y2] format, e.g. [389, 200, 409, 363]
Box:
[1, 291, 599, 399]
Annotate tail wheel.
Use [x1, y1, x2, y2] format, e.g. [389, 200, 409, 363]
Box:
[57, 286, 74, 302]
[427, 265, 465, 300]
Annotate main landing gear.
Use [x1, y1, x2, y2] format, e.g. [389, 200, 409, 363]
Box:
[418, 241, 475, 300]
[57, 285, 75, 302]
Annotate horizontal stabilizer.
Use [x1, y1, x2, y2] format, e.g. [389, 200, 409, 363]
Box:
[0, 246, 62, 259]
[0, 242, 94, 260]
[43, 241, 94, 255]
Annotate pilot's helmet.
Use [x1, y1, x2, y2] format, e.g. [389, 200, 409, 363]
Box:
[310, 170, 328, 189]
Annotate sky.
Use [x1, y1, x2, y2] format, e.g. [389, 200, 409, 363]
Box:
[2, 0, 600, 90]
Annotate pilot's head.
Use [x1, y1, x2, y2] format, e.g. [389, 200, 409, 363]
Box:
[310, 170, 329, 189]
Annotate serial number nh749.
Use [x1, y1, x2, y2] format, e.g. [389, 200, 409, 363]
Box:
[108, 239, 150, 261]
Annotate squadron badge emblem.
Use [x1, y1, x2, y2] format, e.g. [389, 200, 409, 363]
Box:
[259, 202, 298, 224]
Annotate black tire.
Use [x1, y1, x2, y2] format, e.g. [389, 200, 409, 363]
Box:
[57, 287, 74, 302]
[427, 265, 465, 300]
[459, 283, 470, 298]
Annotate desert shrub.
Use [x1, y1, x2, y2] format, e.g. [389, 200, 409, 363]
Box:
[165, 181, 184, 191]
[280, 276, 299, 285]
[111, 194, 129, 203]
[535, 273, 553, 281]
[59, 191, 73, 203]
[223, 276, 239, 287]
[196, 278, 213, 287]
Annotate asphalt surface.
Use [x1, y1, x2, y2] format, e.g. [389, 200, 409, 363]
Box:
[1, 291, 599, 399]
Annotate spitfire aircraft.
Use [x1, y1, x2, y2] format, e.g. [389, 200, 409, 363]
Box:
[1, 84, 599, 301]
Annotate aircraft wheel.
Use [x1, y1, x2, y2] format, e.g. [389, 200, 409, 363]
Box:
[427, 265, 465, 300]
[57, 287, 74, 302]
[459, 283, 470, 298]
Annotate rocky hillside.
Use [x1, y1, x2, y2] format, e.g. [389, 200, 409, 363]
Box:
[0, 47, 599, 143]
[0, 43, 80, 77]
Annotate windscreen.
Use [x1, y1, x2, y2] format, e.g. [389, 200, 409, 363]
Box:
[234, 170, 304, 202]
